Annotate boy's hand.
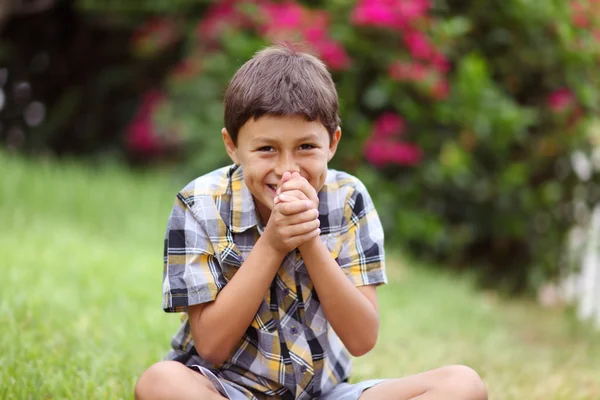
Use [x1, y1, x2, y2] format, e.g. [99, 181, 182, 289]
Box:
[275, 172, 319, 211]
[263, 198, 320, 255]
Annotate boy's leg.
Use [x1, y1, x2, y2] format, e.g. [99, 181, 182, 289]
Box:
[135, 361, 227, 400]
[359, 365, 487, 400]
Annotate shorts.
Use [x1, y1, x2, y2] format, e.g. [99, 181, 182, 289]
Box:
[190, 365, 386, 400]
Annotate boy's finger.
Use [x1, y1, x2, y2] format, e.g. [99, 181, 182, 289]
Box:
[289, 227, 321, 248]
[277, 190, 308, 202]
[281, 208, 319, 225]
[277, 200, 313, 216]
[280, 180, 318, 204]
[280, 171, 292, 187]
[285, 218, 320, 237]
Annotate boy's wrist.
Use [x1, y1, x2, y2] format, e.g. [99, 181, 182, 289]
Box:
[256, 232, 288, 264]
[298, 234, 323, 254]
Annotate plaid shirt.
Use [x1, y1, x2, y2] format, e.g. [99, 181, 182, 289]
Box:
[162, 164, 387, 400]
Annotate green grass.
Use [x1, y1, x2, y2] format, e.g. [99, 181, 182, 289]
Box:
[1, 152, 599, 399]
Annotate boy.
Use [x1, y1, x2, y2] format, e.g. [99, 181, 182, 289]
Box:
[135, 44, 487, 400]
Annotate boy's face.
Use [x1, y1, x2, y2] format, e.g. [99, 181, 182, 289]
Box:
[222, 115, 341, 222]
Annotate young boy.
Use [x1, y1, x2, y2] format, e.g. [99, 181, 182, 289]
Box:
[135, 44, 487, 400]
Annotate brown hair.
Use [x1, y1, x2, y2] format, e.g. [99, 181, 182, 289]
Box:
[224, 43, 340, 145]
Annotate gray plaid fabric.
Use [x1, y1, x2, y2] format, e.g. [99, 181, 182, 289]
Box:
[162, 164, 387, 400]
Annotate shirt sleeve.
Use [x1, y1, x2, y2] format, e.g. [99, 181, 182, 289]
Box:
[336, 181, 387, 287]
[162, 194, 226, 312]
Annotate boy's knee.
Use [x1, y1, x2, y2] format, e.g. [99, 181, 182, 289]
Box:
[136, 360, 218, 400]
[135, 361, 176, 399]
[439, 365, 488, 400]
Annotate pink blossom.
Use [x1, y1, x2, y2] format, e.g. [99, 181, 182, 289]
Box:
[364, 139, 422, 167]
[388, 61, 428, 81]
[548, 88, 575, 112]
[314, 40, 351, 70]
[388, 141, 423, 165]
[130, 18, 179, 56]
[373, 113, 405, 138]
[197, 3, 239, 43]
[126, 90, 166, 155]
[170, 57, 202, 81]
[432, 79, 450, 100]
[351, 0, 430, 29]
[397, 0, 430, 20]
[403, 30, 434, 59]
[260, 2, 304, 31]
[257, 2, 351, 71]
[431, 52, 450, 73]
[352, 3, 397, 28]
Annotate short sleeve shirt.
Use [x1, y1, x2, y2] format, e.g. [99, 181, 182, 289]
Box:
[162, 164, 387, 400]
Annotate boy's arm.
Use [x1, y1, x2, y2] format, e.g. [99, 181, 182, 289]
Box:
[279, 175, 384, 356]
[298, 239, 380, 357]
[187, 199, 320, 364]
[187, 236, 283, 364]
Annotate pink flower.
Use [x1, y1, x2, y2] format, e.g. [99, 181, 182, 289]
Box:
[388, 61, 429, 81]
[314, 40, 351, 70]
[397, 0, 430, 20]
[373, 113, 405, 138]
[170, 57, 202, 81]
[364, 139, 422, 167]
[351, 0, 430, 29]
[431, 52, 450, 73]
[352, 3, 398, 28]
[403, 30, 434, 59]
[432, 79, 450, 100]
[130, 18, 179, 57]
[197, 3, 240, 43]
[260, 2, 304, 31]
[548, 88, 575, 112]
[257, 2, 351, 71]
[126, 90, 166, 155]
[388, 141, 423, 165]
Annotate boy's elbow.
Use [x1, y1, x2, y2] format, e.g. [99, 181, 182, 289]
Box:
[195, 341, 230, 365]
[346, 330, 378, 357]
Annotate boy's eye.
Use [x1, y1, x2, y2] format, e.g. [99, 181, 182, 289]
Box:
[257, 146, 274, 152]
[299, 144, 316, 150]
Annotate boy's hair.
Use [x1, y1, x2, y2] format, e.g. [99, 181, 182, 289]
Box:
[224, 43, 340, 145]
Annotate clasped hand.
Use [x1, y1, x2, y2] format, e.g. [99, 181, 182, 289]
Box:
[263, 171, 320, 254]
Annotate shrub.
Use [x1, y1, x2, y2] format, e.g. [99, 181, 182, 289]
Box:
[115, 0, 600, 291]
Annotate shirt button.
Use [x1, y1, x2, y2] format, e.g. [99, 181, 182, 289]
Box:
[300, 365, 307, 373]
[290, 326, 298, 335]
[283, 288, 290, 296]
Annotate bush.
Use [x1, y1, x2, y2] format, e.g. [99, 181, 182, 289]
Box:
[116, 0, 600, 291]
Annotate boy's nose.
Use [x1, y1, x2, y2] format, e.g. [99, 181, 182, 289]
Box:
[275, 156, 299, 177]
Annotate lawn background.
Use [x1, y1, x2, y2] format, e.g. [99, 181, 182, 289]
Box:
[1, 152, 599, 399]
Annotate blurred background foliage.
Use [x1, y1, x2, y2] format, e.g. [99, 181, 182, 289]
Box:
[2, 0, 600, 292]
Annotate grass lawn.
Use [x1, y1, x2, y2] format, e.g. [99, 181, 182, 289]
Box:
[1, 152, 599, 399]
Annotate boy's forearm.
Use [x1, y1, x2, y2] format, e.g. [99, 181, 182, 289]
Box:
[298, 238, 380, 357]
[190, 237, 285, 364]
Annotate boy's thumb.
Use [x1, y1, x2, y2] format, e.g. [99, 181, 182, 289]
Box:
[281, 171, 291, 183]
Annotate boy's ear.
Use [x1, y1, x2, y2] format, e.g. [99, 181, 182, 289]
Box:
[222, 128, 239, 165]
[327, 127, 342, 162]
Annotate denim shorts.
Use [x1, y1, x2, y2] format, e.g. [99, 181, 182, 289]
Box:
[190, 365, 386, 400]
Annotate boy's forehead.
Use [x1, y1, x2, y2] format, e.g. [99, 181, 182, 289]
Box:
[240, 115, 329, 140]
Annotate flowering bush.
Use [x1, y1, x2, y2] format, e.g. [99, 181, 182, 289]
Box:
[125, 0, 600, 291]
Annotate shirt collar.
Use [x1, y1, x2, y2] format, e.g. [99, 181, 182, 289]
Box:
[228, 165, 261, 233]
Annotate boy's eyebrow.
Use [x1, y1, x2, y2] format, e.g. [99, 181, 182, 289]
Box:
[250, 137, 279, 146]
[295, 134, 321, 143]
[250, 134, 321, 146]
